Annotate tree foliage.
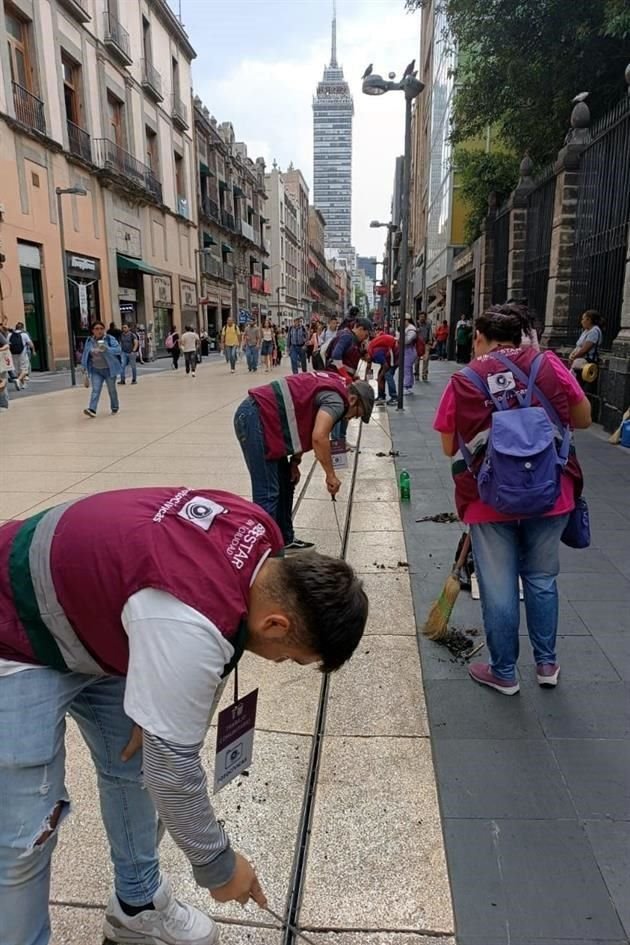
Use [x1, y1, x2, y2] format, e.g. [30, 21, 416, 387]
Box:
[405, 0, 630, 163]
[456, 150, 521, 243]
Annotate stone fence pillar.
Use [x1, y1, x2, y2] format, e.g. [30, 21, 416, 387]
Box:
[506, 154, 535, 301]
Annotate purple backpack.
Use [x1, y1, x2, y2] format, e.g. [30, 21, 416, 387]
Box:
[459, 353, 570, 517]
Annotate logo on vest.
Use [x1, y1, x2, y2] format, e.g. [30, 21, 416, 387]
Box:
[178, 496, 227, 531]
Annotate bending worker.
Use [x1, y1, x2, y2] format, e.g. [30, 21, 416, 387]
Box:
[235, 371, 374, 551]
[0, 488, 368, 945]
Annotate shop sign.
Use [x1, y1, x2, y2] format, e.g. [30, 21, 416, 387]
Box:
[454, 248, 474, 274]
[153, 275, 172, 305]
[66, 253, 100, 279]
[181, 279, 197, 309]
[118, 286, 137, 302]
[78, 284, 89, 328]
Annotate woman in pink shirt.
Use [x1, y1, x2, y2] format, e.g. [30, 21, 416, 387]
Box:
[433, 305, 591, 695]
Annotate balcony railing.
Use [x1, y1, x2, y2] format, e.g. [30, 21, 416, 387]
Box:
[93, 138, 162, 203]
[221, 209, 235, 231]
[240, 219, 256, 243]
[201, 195, 219, 221]
[103, 11, 132, 65]
[172, 94, 188, 130]
[141, 60, 163, 101]
[222, 262, 234, 282]
[12, 82, 46, 135]
[262, 236, 271, 254]
[57, 0, 90, 22]
[201, 254, 222, 279]
[67, 119, 92, 162]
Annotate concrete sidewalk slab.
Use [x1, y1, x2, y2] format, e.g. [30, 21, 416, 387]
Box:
[359, 572, 417, 635]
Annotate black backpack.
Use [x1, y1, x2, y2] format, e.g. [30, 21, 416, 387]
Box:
[9, 331, 24, 355]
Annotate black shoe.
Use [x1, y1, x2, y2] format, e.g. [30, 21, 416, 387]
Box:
[387, 397, 398, 405]
[131, 380, 137, 385]
[83, 408, 96, 418]
[119, 380, 126, 384]
[284, 538, 316, 552]
[374, 397, 386, 405]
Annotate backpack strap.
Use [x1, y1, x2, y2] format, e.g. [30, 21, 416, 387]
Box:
[494, 352, 570, 464]
[456, 367, 496, 469]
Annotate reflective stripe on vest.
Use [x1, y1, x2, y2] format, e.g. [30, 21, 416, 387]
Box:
[270, 377, 303, 455]
[9, 499, 105, 674]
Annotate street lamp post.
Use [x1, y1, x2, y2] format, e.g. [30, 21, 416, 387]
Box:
[56, 186, 87, 387]
[370, 220, 399, 334]
[364, 67, 424, 409]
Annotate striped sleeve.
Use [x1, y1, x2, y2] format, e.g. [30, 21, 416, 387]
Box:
[143, 732, 236, 889]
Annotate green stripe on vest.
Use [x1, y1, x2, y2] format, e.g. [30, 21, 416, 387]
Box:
[8, 512, 68, 671]
[270, 381, 294, 456]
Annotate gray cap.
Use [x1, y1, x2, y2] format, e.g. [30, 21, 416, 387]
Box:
[349, 380, 375, 423]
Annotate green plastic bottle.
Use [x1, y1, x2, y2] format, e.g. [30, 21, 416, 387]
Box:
[399, 469, 411, 502]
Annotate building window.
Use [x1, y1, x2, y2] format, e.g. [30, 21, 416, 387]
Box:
[142, 16, 152, 62]
[171, 56, 179, 97]
[107, 90, 125, 148]
[62, 52, 82, 126]
[5, 3, 33, 91]
[145, 126, 159, 175]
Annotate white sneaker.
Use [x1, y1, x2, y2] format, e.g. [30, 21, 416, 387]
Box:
[103, 874, 219, 945]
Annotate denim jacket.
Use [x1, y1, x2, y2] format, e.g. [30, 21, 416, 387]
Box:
[81, 334, 122, 376]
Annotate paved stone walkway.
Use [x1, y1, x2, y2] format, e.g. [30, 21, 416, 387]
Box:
[389, 362, 630, 945]
[1, 359, 454, 944]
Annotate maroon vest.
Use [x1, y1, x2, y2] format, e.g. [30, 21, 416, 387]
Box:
[249, 372, 349, 460]
[0, 489, 283, 674]
[450, 348, 582, 519]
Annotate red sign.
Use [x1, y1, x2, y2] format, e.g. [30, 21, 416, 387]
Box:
[262, 280, 271, 295]
[250, 274, 263, 292]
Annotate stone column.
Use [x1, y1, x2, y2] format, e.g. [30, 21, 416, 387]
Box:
[476, 196, 496, 316]
[541, 96, 591, 349]
[506, 155, 535, 301]
[603, 222, 630, 429]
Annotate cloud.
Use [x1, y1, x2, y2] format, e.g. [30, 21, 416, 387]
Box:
[192, 1, 420, 260]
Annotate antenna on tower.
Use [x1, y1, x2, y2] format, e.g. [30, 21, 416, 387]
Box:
[330, 0, 337, 67]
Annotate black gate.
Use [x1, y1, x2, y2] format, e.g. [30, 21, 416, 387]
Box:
[567, 96, 630, 349]
[523, 170, 556, 331]
[491, 205, 510, 305]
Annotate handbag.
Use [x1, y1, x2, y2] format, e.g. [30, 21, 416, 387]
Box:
[561, 496, 591, 549]
[1, 348, 14, 373]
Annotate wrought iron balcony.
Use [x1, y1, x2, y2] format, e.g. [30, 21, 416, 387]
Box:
[222, 262, 234, 282]
[221, 209, 235, 231]
[200, 195, 219, 222]
[200, 254, 222, 279]
[12, 82, 46, 135]
[93, 138, 162, 203]
[172, 94, 188, 130]
[141, 60, 163, 102]
[103, 11, 132, 65]
[240, 219, 256, 243]
[57, 0, 90, 23]
[67, 120, 92, 162]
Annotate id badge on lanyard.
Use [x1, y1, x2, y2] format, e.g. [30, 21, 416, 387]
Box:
[213, 666, 258, 794]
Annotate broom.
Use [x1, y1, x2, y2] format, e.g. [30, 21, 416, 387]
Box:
[609, 407, 630, 445]
[423, 531, 471, 641]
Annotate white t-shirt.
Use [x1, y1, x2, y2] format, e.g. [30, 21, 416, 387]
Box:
[180, 331, 200, 354]
[0, 589, 232, 745]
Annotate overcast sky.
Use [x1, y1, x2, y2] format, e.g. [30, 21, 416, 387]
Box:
[173, 0, 420, 261]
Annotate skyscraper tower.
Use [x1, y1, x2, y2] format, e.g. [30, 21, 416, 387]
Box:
[313, 1, 354, 266]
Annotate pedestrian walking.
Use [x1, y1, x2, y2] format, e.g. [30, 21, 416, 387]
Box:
[118, 323, 139, 385]
[568, 309, 602, 378]
[287, 317, 308, 374]
[235, 372, 374, 549]
[221, 317, 240, 373]
[455, 314, 473, 363]
[415, 312, 433, 382]
[8, 322, 34, 390]
[368, 330, 398, 404]
[242, 320, 261, 373]
[274, 327, 285, 366]
[165, 327, 180, 369]
[433, 304, 592, 695]
[0, 487, 368, 945]
[81, 320, 122, 418]
[180, 325, 200, 377]
[107, 321, 122, 343]
[0, 329, 12, 410]
[435, 320, 449, 360]
[261, 318, 275, 372]
[400, 316, 417, 394]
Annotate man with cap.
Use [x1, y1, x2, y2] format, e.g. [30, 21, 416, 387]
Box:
[234, 372, 374, 550]
[326, 317, 372, 383]
[0, 487, 369, 945]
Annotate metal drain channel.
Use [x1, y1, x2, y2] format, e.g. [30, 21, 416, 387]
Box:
[281, 425, 364, 945]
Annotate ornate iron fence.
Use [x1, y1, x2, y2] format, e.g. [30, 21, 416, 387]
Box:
[491, 204, 510, 305]
[567, 95, 630, 349]
[523, 169, 556, 330]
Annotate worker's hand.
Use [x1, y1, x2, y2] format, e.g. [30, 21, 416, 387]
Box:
[326, 474, 341, 496]
[121, 724, 143, 761]
[211, 852, 267, 908]
[289, 462, 301, 485]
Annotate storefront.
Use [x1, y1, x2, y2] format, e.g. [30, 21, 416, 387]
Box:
[180, 278, 198, 332]
[17, 241, 48, 371]
[66, 253, 101, 362]
[152, 274, 173, 354]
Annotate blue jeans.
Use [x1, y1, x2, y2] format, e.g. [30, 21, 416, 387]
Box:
[471, 513, 570, 680]
[224, 345, 237, 369]
[245, 345, 259, 372]
[89, 368, 119, 413]
[120, 351, 137, 382]
[0, 669, 159, 945]
[289, 345, 307, 374]
[234, 397, 295, 543]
